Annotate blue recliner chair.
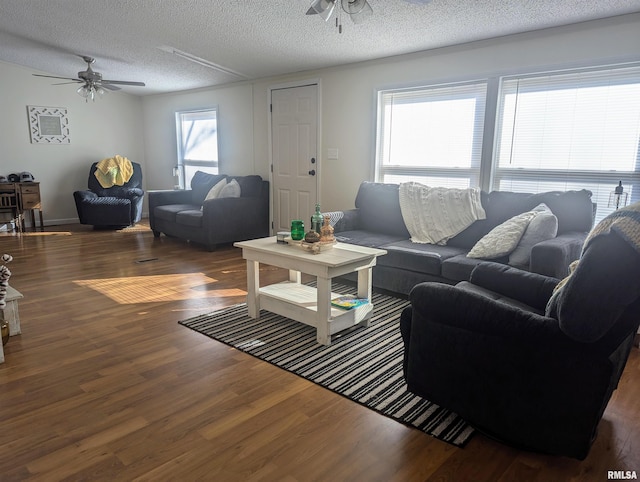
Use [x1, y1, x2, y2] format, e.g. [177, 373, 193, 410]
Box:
[401, 202, 640, 459]
[73, 161, 144, 227]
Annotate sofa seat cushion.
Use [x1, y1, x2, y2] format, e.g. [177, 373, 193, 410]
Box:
[378, 240, 467, 276]
[176, 209, 203, 227]
[334, 230, 406, 248]
[154, 204, 199, 223]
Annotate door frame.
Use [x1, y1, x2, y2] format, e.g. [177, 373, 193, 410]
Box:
[268, 78, 322, 235]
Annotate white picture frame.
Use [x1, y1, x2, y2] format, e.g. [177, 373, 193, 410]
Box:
[27, 105, 70, 144]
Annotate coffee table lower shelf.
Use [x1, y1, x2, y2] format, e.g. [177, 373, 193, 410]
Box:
[258, 282, 373, 343]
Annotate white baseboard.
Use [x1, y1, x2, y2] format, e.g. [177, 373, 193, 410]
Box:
[16, 212, 149, 228]
[32, 217, 80, 227]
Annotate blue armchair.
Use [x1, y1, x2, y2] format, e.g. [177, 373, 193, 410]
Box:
[73, 161, 144, 227]
[401, 203, 640, 459]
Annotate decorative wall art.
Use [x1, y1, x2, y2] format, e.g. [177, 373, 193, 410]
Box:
[27, 106, 70, 144]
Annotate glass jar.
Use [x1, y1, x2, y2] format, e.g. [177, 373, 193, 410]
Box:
[290, 220, 305, 240]
[311, 203, 323, 234]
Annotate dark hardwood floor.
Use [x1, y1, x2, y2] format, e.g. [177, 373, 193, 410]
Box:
[0, 222, 638, 481]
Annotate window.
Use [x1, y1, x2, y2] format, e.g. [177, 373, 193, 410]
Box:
[176, 108, 219, 188]
[493, 65, 640, 222]
[375, 81, 487, 188]
[374, 63, 640, 225]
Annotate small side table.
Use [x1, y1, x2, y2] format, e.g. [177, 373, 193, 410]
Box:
[0, 285, 23, 364]
[19, 182, 44, 231]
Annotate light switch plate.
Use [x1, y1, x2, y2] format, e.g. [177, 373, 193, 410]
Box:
[327, 148, 339, 160]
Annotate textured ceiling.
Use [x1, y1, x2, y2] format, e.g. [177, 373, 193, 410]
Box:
[1, 0, 640, 96]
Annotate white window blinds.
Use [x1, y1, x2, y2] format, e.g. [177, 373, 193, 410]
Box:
[376, 81, 487, 187]
[493, 65, 640, 221]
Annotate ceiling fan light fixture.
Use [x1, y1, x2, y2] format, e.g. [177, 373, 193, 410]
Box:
[76, 82, 105, 102]
[307, 0, 373, 31]
[76, 85, 89, 98]
[307, 0, 336, 21]
[343, 0, 372, 24]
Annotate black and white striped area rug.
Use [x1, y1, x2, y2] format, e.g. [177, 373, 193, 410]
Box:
[179, 283, 474, 447]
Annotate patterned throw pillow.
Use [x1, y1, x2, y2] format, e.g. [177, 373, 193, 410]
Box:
[467, 211, 537, 259]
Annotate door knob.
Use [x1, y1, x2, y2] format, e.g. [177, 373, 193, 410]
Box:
[308, 169, 316, 176]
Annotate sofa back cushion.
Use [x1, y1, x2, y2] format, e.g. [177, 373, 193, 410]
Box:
[355, 182, 410, 237]
[230, 175, 264, 198]
[485, 190, 593, 235]
[447, 191, 491, 248]
[191, 172, 228, 205]
[190, 172, 265, 204]
[447, 189, 593, 249]
[530, 190, 594, 234]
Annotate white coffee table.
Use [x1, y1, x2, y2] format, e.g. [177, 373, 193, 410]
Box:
[234, 237, 387, 345]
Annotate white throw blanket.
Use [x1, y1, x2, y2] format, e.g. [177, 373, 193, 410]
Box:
[399, 182, 486, 245]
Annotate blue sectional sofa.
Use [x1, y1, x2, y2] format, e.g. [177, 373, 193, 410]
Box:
[329, 181, 595, 295]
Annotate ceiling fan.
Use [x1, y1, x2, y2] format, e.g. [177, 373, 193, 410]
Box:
[307, 0, 372, 32]
[32, 56, 145, 102]
[307, 0, 432, 33]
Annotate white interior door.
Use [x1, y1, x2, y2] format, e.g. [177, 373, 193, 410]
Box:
[271, 84, 318, 234]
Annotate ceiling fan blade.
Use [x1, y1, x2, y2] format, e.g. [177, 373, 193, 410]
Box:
[102, 80, 146, 87]
[307, 0, 335, 20]
[33, 73, 81, 81]
[52, 81, 83, 85]
[101, 84, 121, 91]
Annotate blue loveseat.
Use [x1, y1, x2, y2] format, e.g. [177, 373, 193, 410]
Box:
[330, 182, 595, 295]
[148, 171, 269, 251]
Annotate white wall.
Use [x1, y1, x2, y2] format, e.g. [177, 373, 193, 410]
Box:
[0, 61, 144, 225]
[4, 14, 638, 226]
[141, 83, 256, 192]
[142, 13, 640, 215]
